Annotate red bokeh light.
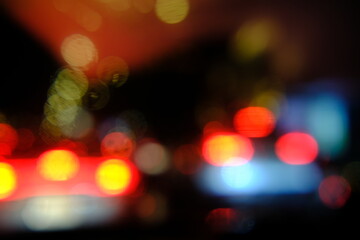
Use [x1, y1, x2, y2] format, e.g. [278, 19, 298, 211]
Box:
[275, 132, 318, 165]
[0, 154, 141, 202]
[101, 132, 135, 158]
[202, 132, 254, 166]
[233, 106, 275, 138]
[0, 123, 18, 156]
[318, 175, 351, 209]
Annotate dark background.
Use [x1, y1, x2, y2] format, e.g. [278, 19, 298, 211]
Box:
[1, 1, 360, 239]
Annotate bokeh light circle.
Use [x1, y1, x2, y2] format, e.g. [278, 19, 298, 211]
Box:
[38, 149, 79, 181]
[202, 132, 254, 166]
[155, 0, 189, 24]
[101, 132, 135, 158]
[275, 132, 318, 165]
[134, 140, 169, 175]
[318, 175, 351, 209]
[96, 158, 139, 195]
[0, 162, 17, 199]
[233, 106, 275, 138]
[61, 34, 98, 68]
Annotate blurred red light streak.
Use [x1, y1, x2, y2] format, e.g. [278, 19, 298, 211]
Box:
[0, 155, 140, 202]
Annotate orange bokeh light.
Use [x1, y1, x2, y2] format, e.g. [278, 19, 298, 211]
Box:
[233, 106, 275, 138]
[275, 132, 318, 165]
[202, 132, 254, 166]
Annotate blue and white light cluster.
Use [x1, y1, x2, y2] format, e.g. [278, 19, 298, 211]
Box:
[197, 158, 323, 196]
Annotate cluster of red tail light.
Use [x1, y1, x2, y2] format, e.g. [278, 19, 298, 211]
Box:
[202, 106, 318, 166]
[0, 149, 140, 202]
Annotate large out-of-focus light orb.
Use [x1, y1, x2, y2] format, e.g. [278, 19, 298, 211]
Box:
[38, 150, 79, 181]
[233, 107, 276, 138]
[20, 195, 119, 231]
[51, 67, 89, 101]
[61, 34, 98, 68]
[233, 19, 278, 61]
[45, 92, 80, 123]
[275, 132, 317, 163]
[96, 159, 137, 195]
[155, 0, 189, 24]
[198, 159, 322, 196]
[221, 164, 254, 189]
[202, 132, 254, 166]
[101, 132, 135, 158]
[0, 162, 17, 199]
[318, 175, 351, 209]
[307, 93, 349, 157]
[134, 140, 169, 175]
[21, 196, 81, 231]
[275, 132, 318, 165]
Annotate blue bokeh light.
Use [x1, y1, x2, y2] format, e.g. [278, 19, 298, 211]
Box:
[197, 158, 323, 197]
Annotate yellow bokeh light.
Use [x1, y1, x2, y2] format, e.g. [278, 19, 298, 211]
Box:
[38, 150, 79, 181]
[96, 159, 131, 195]
[44, 95, 80, 127]
[0, 162, 17, 199]
[52, 68, 89, 101]
[233, 20, 278, 61]
[61, 34, 98, 69]
[155, 0, 189, 24]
